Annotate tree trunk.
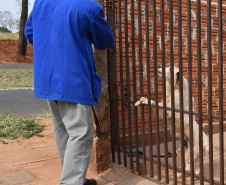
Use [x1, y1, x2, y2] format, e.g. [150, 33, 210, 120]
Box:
[18, 0, 28, 57]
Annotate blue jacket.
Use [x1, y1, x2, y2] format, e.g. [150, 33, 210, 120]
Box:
[25, 0, 114, 106]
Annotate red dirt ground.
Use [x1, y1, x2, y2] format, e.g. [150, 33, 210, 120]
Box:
[0, 118, 99, 185]
[0, 40, 33, 64]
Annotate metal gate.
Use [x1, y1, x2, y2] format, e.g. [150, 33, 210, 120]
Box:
[107, 0, 226, 184]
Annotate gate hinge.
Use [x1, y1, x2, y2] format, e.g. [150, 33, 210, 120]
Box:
[109, 47, 114, 54]
[108, 0, 113, 8]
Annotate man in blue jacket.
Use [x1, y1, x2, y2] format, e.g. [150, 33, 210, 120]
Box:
[25, 0, 114, 184]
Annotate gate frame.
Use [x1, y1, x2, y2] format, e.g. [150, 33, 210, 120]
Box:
[107, 0, 225, 184]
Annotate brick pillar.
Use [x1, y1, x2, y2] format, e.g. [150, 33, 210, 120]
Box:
[90, 0, 111, 173]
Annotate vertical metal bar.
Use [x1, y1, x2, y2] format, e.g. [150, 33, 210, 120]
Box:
[118, 0, 123, 166]
[122, 0, 127, 168]
[168, 0, 177, 183]
[160, 0, 167, 181]
[187, 0, 194, 184]
[131, 0, 139, 173]
[155, 0, 164, 181]
[144, 0, 152, 176]
[152, 0, 160, 179]
[107, 0, 115, 163]
[207, 0, 214, 183]
[218, 0, 224, 184]
[124, 0, 133, 170]
[107, 0, 118, 164]
[197, 0, 204, 183]
[145, 0, 154, 179]
[178, 0, 185, 183]
[138, 0, 147, 175]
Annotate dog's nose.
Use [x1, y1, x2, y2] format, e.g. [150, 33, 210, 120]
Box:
[158, 65, 162, 68]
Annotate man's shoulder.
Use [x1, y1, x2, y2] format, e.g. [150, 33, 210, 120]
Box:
[82, 0, 102, 10]
[72, 0, 101, 7]
[71, 0, 103, 18]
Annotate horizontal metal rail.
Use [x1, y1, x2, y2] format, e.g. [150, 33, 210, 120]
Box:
[117, 100, 226, 122]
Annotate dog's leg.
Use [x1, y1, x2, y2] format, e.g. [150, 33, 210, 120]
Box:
[202, 132, 209, 155]
[193, 143, 200, 174]
[185, 147, 190, 172]
[177, 146, 190, 178]
[194, 150, 200, 175]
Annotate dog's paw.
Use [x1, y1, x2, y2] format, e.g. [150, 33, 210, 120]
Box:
[140, 97, 148, 104]
[135, 101, 141, 106]
[135, 97, 148, 106]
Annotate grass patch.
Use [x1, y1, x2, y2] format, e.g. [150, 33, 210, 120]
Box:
[0, 70, 34, 88]
[0, 110, 46, 144]
[39, 111, 51, 119]
[0, 32, 19, 40]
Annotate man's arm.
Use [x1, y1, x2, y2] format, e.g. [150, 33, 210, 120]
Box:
[90, 8, 114, 50]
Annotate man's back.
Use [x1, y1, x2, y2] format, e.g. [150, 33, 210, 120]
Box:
[25, 0, 114, 106]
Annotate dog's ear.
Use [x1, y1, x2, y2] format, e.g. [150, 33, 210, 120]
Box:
[176, 72, 179, 83]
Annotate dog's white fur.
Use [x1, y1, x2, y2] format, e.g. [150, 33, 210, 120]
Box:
[135, 66, 209, 175]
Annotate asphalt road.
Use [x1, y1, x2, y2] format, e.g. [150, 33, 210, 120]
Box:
[0, 88, 50, 117]
[0, 64, 33, 70]
[0, 64, 50, 117]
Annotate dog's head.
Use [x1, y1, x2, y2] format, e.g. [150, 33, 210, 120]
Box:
[157, 66, 180, 85]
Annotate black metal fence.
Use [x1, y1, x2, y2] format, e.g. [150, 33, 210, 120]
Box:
[107, 0, 225, 184]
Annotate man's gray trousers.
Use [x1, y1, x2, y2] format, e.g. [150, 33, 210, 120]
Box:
[47, 100, 93, 185]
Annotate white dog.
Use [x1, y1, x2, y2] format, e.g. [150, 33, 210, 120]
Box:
[135, 66, 209, 175]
